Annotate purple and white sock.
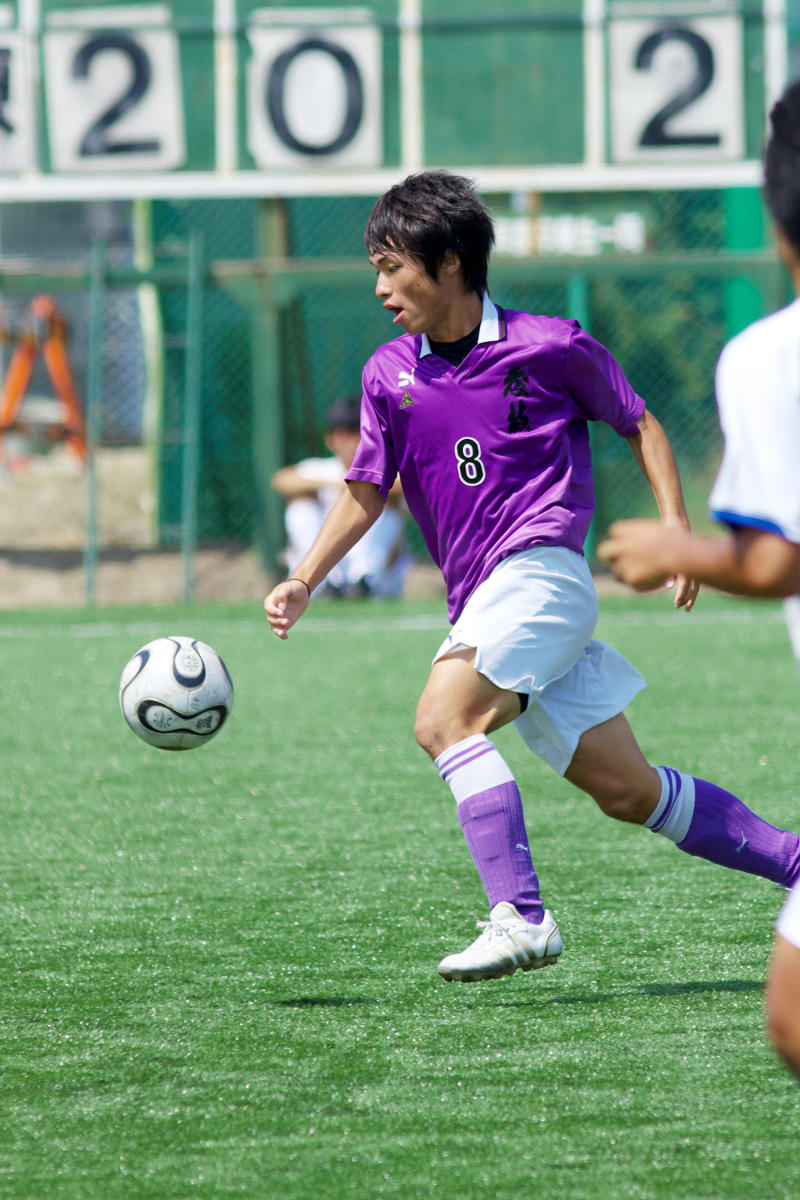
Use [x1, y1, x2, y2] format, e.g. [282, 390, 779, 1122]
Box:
[435, 734, 544, 924]
[647, 766, 800, 887]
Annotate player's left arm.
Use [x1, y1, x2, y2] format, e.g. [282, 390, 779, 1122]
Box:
[624, 408, 698, 610]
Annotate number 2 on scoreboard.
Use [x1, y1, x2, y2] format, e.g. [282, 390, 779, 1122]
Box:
[42, 9, 185, 172]
[608, 15, 744, 163]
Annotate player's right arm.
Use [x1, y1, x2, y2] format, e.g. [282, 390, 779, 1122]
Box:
[624, 408, 698, 610]
[599, 521, 800, 599]
[264, 480, 385, 639]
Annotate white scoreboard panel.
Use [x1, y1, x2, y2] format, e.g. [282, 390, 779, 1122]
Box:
[42, 5, 186, 172]
[246, 10, 381, 169]
[609, 13, 745, 162]
[0, 27, 34, 171]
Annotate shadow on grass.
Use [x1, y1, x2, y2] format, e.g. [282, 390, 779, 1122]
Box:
[270, 982, 762, 1009]
[494, 978, 763, 1007]
[272, 997, 380, 1008]
[641, 979, 762, 997]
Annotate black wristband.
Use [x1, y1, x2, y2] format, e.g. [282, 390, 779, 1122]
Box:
[288, 577, 311, 597]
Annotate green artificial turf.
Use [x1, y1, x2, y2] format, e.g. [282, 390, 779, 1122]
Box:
[1, 592, 799, 1199]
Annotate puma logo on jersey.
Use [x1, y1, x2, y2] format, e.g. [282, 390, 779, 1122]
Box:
[398, 369, 416, 388]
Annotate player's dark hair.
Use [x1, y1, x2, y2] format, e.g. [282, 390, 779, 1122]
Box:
[365, 170, 495, 295]
[764, 80, 800, 252]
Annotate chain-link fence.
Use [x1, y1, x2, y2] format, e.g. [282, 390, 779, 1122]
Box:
[0, 185, 790, 607]
[0, 0, 796, 606]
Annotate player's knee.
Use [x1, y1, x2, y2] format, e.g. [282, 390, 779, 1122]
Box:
[414, 701, 468, 760]
[414, 705, 446, 759]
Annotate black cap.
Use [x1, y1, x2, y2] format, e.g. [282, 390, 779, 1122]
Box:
[323, 396, 361, 433]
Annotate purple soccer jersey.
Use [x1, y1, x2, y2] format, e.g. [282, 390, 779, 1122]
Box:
[347, 297, 645, 621]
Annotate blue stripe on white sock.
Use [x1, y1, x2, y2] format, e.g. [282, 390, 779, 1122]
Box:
[647, 766, 695, 844]
[647, 766, 679, 833]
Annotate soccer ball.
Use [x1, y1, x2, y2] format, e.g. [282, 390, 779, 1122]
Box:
[119, 636, 234, 750]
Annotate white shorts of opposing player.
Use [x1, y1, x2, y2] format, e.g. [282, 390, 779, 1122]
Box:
[778, 878, 800, 949]
[782, 595, 800, 676]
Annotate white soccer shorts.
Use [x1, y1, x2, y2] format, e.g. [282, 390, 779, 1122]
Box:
[782, 595, 800, 675]
[433, 546, 645, 775]
[777, 878, 800, 949]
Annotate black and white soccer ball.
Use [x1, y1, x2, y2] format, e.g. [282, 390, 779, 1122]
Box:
[119, 636, 234, 750]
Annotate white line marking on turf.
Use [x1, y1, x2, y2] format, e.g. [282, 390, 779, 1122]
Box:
[0, 605, 785, 640]
[0, 613, 448, 639]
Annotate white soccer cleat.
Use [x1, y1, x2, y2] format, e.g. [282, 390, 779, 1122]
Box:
[437, 902, 563, 982]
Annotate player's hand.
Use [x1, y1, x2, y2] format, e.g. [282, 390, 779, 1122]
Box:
[668, 571, 699, 612]
[598, 519, 697, 609]
[264, 578, 311, 640]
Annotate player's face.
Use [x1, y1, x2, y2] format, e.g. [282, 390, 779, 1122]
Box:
[324, 428, 361, 469]
[369, 248, 452, 338]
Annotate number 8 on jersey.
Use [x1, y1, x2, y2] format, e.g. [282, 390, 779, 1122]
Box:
[454, 436, 485, 486]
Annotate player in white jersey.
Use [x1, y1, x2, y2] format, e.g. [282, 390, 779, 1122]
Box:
[599, 80, 800, 1079]
[272, 397, 410, 598]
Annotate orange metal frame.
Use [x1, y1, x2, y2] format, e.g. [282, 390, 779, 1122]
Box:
[0, 295, 86, 462]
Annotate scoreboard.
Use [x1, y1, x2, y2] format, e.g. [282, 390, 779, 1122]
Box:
[0, 0, 786, 198]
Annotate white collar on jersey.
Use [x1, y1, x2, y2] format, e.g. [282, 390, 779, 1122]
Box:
[418, 292, 499, 358]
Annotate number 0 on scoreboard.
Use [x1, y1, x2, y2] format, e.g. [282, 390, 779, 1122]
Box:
[609, 14, 744, 162]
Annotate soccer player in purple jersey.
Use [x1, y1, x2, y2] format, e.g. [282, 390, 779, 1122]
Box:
[265, 169, 800, 984]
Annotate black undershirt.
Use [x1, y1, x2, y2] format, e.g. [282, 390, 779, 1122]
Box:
[428, 323, 481, 366]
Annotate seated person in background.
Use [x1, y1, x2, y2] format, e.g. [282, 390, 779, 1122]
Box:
[271, 396, 411, 597]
